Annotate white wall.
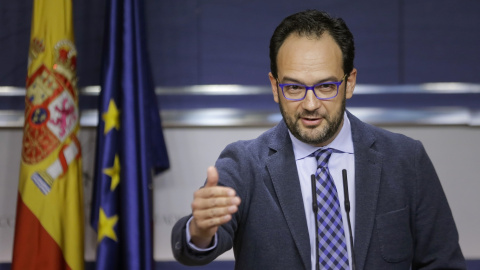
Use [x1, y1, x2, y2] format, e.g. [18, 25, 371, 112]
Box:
[0, 124, 479, 262]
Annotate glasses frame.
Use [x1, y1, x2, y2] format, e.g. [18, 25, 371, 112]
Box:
[276, 74, 347, 101]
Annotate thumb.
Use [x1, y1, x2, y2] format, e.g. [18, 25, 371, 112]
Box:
[205, 166, 219, 187]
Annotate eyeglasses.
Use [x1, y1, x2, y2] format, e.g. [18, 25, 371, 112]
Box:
[276, 74, 347, 101]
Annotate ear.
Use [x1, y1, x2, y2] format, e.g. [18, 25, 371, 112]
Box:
[345, 68, 357, 100]
[268, 72, 280, 104]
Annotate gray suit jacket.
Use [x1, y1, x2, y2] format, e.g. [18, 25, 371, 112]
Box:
[171, 111, 465, 270]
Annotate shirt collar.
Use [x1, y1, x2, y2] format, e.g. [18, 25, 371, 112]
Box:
[289, 112, 354, 161]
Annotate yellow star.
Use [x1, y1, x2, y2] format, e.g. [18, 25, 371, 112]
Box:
[102, 99, 120, 134]
[103, 155, 120, 191]
[97, 208, 118, 243]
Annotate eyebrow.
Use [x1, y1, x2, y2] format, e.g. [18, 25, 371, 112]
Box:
[280, 75, 340, 85]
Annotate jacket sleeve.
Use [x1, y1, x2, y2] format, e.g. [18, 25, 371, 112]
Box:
[412, 141, 466, 270]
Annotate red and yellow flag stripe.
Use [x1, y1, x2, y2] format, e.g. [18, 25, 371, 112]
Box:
[12, 0, 84, 269]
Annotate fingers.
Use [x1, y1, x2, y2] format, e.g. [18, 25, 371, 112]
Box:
[205, 166, 219, 187]
[191, 195, 241, 231]
[189, 166, 242, 244]
[193, 203, 238, 228]
[192, 196, 241, 216]
[196, 166, 235, 198]
[191, 203, 238, 237]
[193, 194, 240, 209]
[194, 185, 236, 200]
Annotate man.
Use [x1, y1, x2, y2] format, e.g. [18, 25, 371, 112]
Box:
[171, 10, 465, 270]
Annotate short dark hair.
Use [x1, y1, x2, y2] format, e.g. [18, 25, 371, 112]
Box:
[269, 10, 355, 79]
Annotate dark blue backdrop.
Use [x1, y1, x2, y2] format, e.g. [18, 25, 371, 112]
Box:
[1, 0, 480, 87]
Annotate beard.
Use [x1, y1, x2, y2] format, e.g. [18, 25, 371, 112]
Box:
[279, 97, 346, 146]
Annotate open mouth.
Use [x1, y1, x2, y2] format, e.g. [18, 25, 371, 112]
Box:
[301, 117, 323, 126]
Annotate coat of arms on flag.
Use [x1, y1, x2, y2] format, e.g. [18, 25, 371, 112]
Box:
[23, 39, 80, 195]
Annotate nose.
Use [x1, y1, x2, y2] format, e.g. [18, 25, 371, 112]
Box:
[302, 89, 321, 111]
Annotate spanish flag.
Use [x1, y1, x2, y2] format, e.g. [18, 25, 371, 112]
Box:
[12, 0, 84, 269]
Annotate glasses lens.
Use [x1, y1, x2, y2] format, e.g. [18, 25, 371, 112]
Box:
[314, 83, 338, 98]
[283, 84, 306, 100]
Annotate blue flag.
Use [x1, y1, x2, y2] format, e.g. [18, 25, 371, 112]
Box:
[90, 0, 170, 269]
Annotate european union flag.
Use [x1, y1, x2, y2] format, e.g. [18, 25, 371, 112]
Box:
[90, 0, 170, 269]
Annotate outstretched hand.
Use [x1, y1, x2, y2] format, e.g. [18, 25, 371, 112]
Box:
[189, 166, 241, 248]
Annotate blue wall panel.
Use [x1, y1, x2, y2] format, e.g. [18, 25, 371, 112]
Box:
[73, 0, 107, 87]
[146, 0, 200, 86]
[0, 1, 31, 86]
[1, 0, 479, 86]
[403, 0, 480, 83]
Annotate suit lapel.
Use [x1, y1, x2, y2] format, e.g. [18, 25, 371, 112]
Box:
[264, 114, 384, 270]
[348, 112, 383, 270]
[265, 122, 311, 270]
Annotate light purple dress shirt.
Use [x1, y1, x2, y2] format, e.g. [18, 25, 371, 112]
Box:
[289, 112, 355, 270]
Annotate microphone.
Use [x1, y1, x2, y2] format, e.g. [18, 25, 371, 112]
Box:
[311, 174, 320, 270]
[342, 169, 356, 270]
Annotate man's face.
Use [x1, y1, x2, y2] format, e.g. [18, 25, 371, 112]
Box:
[269, 33, 357, 146]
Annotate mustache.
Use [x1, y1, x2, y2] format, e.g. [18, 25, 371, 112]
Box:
[298, 110, 325, 119]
